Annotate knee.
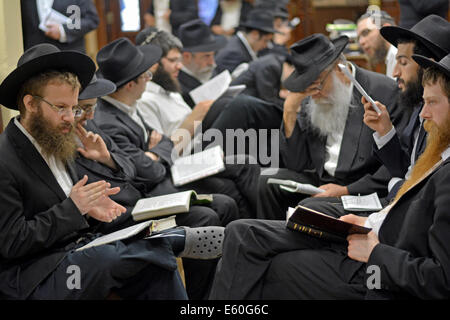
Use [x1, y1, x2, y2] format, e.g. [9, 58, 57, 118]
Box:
[212, 194, 239, 225]
[185, 206, 222, 227]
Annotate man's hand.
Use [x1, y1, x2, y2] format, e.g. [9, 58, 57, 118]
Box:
[148, 130, 162, 150]
[76, 124, 116, 169]
[312, 183, 349, 198]
[347, 231, 379, 263]
[87, 192, 126, 223]
[283, 86, 320, 137]
[362, 96, 393, 137]
[340, 214, 368, 226]
[70, 176, 111, 214]
[145, 151, 160, 161]
[45, 23, 61, 40]
[192, 100, 214, 119]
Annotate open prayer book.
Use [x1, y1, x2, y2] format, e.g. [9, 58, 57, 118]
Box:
[76, 215, 177, 251]
[341, 192, 383, 212]
[171, 145, 225, 186]
[189, 70, 246, 105]
[286, 205, 371, 242]
[267, 178, 324, 195]
[131, 190, 213, 221]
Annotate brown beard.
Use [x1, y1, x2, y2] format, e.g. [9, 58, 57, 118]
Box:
[394, 114, 450, 202]
[28, 106, 77, 164]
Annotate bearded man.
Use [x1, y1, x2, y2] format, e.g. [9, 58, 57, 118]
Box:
[257, 34, 406, 220]
[209, 52, 450, 299]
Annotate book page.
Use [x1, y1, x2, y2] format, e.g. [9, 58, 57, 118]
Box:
[189, 70, 232, 105]
[132, 191, 193, 219]
[267, 178, 324, 195]
[39, 9, 71, 32]
[76, 220, 153, 251]
[171, 146, 225, 186]
[341, 193, 383, 212]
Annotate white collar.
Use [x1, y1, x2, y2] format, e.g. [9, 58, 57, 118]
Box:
[145, 81, 168, 95]
[441, 146, 450, 161]
[102, 95, 138, 115]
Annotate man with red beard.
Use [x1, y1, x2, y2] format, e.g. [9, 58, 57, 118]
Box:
[0, 44, 215, 300]
[209, 53, 450, 299]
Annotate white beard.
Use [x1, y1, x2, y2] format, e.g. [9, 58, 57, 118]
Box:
[190, 64, 217, 83]
[306, 73, 353, 137]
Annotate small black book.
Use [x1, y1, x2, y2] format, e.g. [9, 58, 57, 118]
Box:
[286, 205, 371, 241]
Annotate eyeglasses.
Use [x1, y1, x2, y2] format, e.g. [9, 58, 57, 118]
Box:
[75, 103, 97, 118]
[33, 95, 82, 117]
[316, 66, 334, 90]
[139, 71, 153, 81]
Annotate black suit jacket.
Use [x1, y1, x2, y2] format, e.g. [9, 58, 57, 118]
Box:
[94, 98, 174, 187]
[178, 70, 202, 108]
[231, 54, 285, 110]
[210, 1, 253, 28]
[215, 35, 253, 75]
[20, 0, 99, 52]
[366, 157, 450, 299]
[280, 66, 405, 196]
[0, 120, 90, 299]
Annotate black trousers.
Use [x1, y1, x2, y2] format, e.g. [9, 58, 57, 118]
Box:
[204, 94, 283, 168]
[257, 168, 322, 220]
[29, 238, 186, 300]
[209, 219, 367, 300]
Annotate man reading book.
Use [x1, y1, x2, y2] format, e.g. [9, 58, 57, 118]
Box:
[257, 34, 407, 220]
[209, 52, 450, 299]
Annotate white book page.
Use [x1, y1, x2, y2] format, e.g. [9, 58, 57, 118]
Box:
[39, 9, 71, 32]
[341, 192, 383, 211]
[76, 220, 152, 251]
[189, 70, 232, 105]
[171, 146, 225, 186]
[267, 178, 324, 195]
[132, 191, 192, 216]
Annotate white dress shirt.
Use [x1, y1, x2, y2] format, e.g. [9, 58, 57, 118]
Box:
[36, 0, 68, 43]
[137, 81, 192, 137]
[14, 117, 73, 197]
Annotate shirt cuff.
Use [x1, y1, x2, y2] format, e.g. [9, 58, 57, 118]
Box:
[364, 209, 388, 237]
[58, 24, 67, 43]
[388, 177, 403, 192]
[373, 126, 396, 150]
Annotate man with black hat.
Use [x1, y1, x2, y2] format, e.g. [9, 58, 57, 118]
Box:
[298, 14, 450, 219]
[0, 43, 199, 299]
[257, 34, 405, 221]
[214, 8, 278, 78]
[210, 52, 450, 300]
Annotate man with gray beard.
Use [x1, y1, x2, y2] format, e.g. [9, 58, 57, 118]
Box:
[257, 34, 405, 220]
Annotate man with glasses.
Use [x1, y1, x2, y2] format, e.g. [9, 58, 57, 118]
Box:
[356, 9, 397, 78]
[257, 34, 406, 220]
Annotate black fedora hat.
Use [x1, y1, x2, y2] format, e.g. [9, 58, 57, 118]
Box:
[79, 74, 116, 100]
[239, 8, 280, 34]
[283, 34, 349, 92]
[412, 53, 450, 78]
[0, 43, 95, 110]
[179, 19, 227, 52]
[96, 37, 162, 88]
[380, 15, 450, 60]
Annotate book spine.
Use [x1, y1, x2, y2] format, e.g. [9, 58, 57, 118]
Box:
[286, 221, 346, 243]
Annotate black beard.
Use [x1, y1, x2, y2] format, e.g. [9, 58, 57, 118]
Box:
[398, 68, 424, 110]
[152, 64, 181, 93]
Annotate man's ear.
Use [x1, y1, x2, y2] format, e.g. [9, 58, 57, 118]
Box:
[23, 94, 38, 113]
[182, 51, 192, 63]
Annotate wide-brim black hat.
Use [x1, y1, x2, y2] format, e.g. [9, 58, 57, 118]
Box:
[96, 37, 162, 88]
[412, 53, 450, 78]
[79, 74, 116, 100]
[239, 8, 281, 34]
[283, 34, 349, 92]
[0, 43, 95, 110]
[380, 15, 450, 60]
[179, 19, 227, 52]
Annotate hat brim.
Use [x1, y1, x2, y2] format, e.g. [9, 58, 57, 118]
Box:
[0, 51, 95, 110]
[183, 34, 227, 52]
[412, 54, 450, 77]
[79, 78, 116, 100]
[283, 36, 348, 92]
[98, 44, 162, 88]
[380, 26, 446, 58]
[239, 22, 282, 34]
